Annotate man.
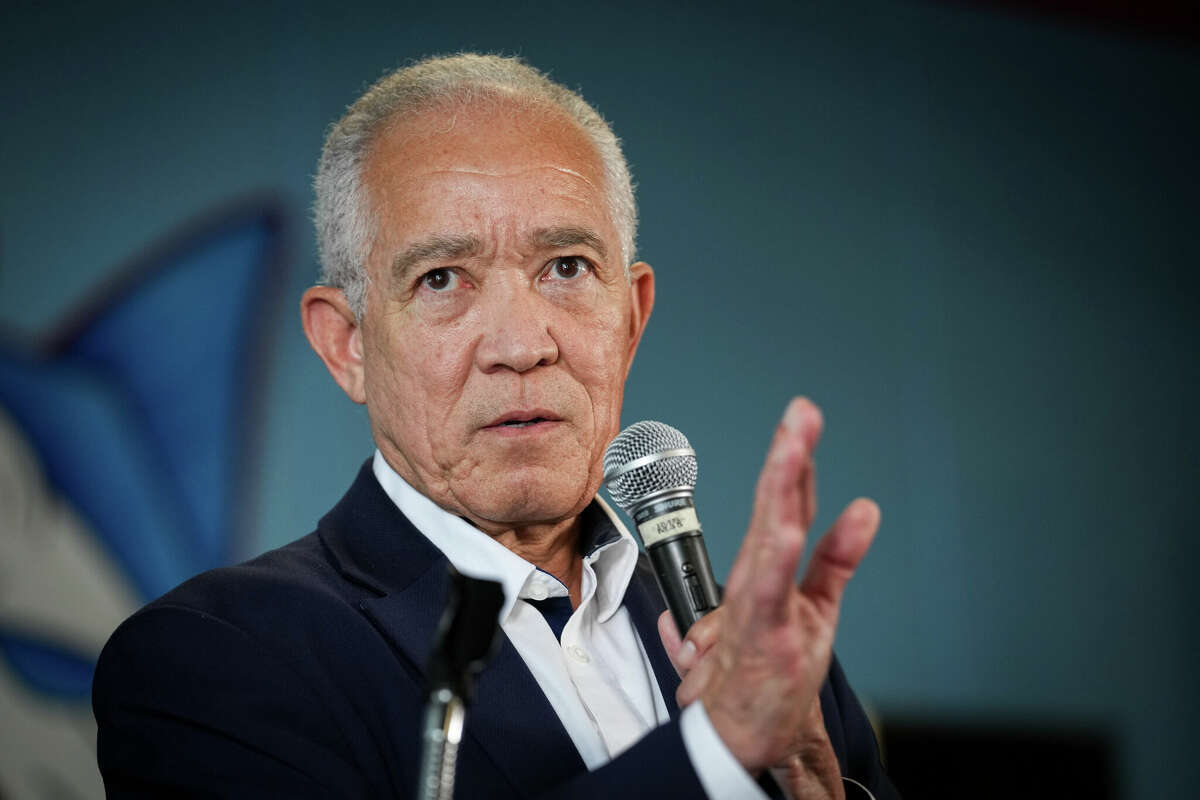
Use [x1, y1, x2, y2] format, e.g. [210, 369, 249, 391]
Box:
[94, 54, 898, 799]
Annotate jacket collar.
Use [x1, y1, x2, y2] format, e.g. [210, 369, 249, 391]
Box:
[316, 460, 683, 791]
[316, 459, 441, 597]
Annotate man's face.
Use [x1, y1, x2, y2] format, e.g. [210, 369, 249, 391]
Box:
[356, 100, 651, 532]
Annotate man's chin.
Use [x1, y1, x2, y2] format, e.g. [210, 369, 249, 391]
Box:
[455, 466, 595, 530]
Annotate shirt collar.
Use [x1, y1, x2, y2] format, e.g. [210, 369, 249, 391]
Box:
[585, 497, 641, 622]
[372, 451, 640, 624]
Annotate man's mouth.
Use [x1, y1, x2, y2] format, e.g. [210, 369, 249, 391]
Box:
[485, 410, 561, 430]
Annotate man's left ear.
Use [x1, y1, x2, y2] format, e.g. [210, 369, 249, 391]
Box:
[625, 261, 655, 368]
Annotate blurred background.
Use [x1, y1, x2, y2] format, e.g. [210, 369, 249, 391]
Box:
[1, 0, 1196, 797]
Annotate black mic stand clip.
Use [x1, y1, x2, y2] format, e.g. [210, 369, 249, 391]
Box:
[417, 566, 504, 800]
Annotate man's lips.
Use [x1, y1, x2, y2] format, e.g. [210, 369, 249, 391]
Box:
[482, 409, 563, 430]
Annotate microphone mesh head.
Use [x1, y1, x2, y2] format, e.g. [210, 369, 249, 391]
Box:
[603, 421, 698, 511]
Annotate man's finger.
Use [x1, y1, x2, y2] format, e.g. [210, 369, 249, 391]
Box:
[656, 611, 687, 676]
[658, 607, 724, 676]
[726, 398, 825, 618]
[724, 441, 806, 622]
[795, 397, 824, 455]
[746, 398, 822, 539]
[676, 647, 719, 708]
[798, 498, 880, 619]
[727, 399, 820, 596]
[680, 606, 723, 667]
[743, 429, 814, 613]
[804, 456, 818, 532]
[796, 399, 822, 530]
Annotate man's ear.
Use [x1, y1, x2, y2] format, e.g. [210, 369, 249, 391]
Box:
[624, 261, 655, 371]
[300, 286, 367, 404]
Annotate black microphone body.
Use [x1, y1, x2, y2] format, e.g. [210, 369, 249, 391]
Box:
[604, 422, 721, 636]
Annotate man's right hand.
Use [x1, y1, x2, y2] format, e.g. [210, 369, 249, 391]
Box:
[661, 397, 880, 787]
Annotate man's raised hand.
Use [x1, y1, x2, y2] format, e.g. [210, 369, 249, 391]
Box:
[661, 397, 880, 787]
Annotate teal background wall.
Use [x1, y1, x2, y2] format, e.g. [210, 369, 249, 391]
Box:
[2, 1, 1196, 797]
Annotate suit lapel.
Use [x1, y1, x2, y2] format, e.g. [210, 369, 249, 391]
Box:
[324, 462, 587, 795]
[359, 567, 588, 795]
[623, 561, 683, 717]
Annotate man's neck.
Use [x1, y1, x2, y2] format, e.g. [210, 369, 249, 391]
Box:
[485, 517, 584, 608]
[378, 449, 593, 606]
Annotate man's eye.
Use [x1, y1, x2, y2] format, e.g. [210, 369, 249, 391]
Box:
[544, 256, 591, 281]
[421, 268, 457, 292]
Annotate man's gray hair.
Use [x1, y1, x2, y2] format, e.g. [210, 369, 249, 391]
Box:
[314, 53, 638, 319]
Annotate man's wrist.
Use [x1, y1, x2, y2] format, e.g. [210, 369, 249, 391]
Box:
[679, 701, 770, 800]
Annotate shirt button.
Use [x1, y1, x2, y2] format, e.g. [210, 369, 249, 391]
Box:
[528, 586, 549, 601]
[568, 645, 590, 664]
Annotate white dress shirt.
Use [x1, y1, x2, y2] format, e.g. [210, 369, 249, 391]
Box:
[372, 451, 769, 798]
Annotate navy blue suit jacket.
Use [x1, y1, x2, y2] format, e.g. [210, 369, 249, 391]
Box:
[94, 461, 897, 798]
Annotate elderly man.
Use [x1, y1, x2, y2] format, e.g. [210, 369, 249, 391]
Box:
[94, 54, 898, 799]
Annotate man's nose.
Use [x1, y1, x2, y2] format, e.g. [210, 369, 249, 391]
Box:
[474, 285, 559, 373]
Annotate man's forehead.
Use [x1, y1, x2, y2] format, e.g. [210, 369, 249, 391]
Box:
[367, 99, 606, 190]
[374, 167, 615, 247]
[363, 101, 617, 261]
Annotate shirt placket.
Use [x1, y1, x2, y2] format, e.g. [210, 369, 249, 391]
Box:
[558, 562, 654, 759]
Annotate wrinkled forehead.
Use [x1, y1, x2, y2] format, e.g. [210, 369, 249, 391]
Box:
[360, 98, 616, 258]
[365, 96, 607, 204]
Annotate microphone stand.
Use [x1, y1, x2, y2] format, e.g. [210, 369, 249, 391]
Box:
[417, 566, 504, 800]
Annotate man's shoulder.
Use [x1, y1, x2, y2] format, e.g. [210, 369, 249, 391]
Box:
[103, 530, 363, 659]
[91, 527, 411, 797]
[94, 455, 430, 688]
[155, 530, 348, 616]
[121, 458, 398, 637]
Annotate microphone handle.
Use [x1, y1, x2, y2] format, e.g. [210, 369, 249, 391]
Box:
[417, 687, 464, 800]
[647, 532, 721, 636]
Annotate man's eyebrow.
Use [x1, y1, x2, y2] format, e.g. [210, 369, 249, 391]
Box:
[391, 234, 481, 284]
[531, 226, 608, 260]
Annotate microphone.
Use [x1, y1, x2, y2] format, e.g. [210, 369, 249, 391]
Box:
[418, 566, 504, 800]
[603, 421, 720, 636]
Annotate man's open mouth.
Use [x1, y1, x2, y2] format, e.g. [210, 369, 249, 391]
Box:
[499, 418, 548, 428]
[486, 410, 561, 429]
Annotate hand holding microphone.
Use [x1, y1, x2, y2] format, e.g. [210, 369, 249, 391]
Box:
[608, 398, 881, 789]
